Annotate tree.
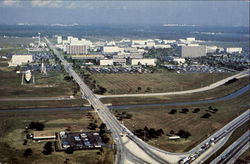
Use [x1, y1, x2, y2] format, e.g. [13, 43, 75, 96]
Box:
[177, 130, 191, 139]
[43, 142, 53, 155]
[169, 109, 177, 114]
[99, 123, 106, 130]
[169, 130, 175, 135]
[193, 108, 201, 113]
[28, 122, 44, 131]
[88, 123, 98, 130]
[65, 147, 74, 154]
[23, 148, 32, 157]
[201, 113, 211, 118]
[137, 87, 142, 92]
[180, 108, 189, 114]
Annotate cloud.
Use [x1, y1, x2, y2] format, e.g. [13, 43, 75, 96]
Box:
[31, 0, 63, 8]
[1, 0, 21, 7]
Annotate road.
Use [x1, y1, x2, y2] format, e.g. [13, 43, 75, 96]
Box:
[97, 69, 249, 98]
[211, 130, 250, 164]
[45, 37, 250, 164]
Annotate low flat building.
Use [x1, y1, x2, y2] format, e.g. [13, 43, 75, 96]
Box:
[100, 59, 114, 66]
[226, 47, 242, 54]
[131, 58, 157, 66]
[71, 54, 104, 60]
[9, 54, 33, 66]
[102, 46, 122, 54]
[33, 131, 56, 141]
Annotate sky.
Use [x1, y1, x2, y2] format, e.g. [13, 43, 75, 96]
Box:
[0, 0, 249, 26]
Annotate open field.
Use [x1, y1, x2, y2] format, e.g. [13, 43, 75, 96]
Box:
[0, 36, 36, 48]
[101, 76, 249, 105]
[116, 91, 250, 153]
[0, 99, 87, 110]
[0, 68, 77, 98]
[91, 72, 234, 95]
[0, 109, 114, 164]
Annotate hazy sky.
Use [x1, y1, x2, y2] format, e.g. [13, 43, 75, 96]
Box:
[0, 1, 249, 26]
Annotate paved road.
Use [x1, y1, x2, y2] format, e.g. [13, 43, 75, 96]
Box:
[45, 37, 250, 164]
[97, 70, 249, 98]
[211, 130, 250, 164]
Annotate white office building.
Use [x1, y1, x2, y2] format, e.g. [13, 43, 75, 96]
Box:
[226, 47, 242, 54]
[131, 58, 157, 66]
[57, 36, 62, 44]
[102, 46, 122, 54]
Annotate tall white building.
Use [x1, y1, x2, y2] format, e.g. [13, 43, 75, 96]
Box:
[57, 36, 62, 44]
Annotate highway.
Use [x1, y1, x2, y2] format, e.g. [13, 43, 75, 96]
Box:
[211, 130, 250, 164]
[45, 37, 250, 164]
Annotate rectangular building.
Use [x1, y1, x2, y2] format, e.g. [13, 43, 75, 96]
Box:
[9, 54, 33, 66]
[181, 46, 206, 58]
[226, 47, 242, 54]
[131, 58, 157, 66]
[66, 45, 88, 55]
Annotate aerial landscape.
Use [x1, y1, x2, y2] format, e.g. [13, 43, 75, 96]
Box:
[0, 1, 249, 164]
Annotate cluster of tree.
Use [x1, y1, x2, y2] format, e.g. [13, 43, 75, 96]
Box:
[98, 123, 110, 144]
[176, 130, 191, 139]
[207, 106, 218, 113]
[64, 76, 73, 82]
[94, 85, 107, 95]
[42, 142, 54, 155]
[224, 78, 238, 85]
[201, 113, 212, 118]
[169, 108, 201, 115]
[88, 123, 98, 130]
[23, 148, 32, 158]
[133, 126, 164, 141]
[115, 111, 133, 120]
[28, 122, 44, 131]
[72, 81, 80, 96]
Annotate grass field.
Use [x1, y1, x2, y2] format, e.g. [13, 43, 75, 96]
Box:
[101, 76, 249, 105]
[0, 99, 87, 110]
[0, 68, 77, 98]
[116, 91, 250, 153]
[0, 109, 114, 164]
[91, 72, 234, 95]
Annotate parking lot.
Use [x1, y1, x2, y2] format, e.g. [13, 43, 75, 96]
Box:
[88, 66, 151, 73]
[165, 65, 228, 73]
[58, 131, 104, 150]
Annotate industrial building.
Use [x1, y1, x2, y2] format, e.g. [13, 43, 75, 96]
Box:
[181, 46, 206, 58]
[226, 47, 242, 54]
[8, 54, 33, 66]
[99, 58, 127, 66]
[33, 131, 56, 141]
[131, 58, 157, 66]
